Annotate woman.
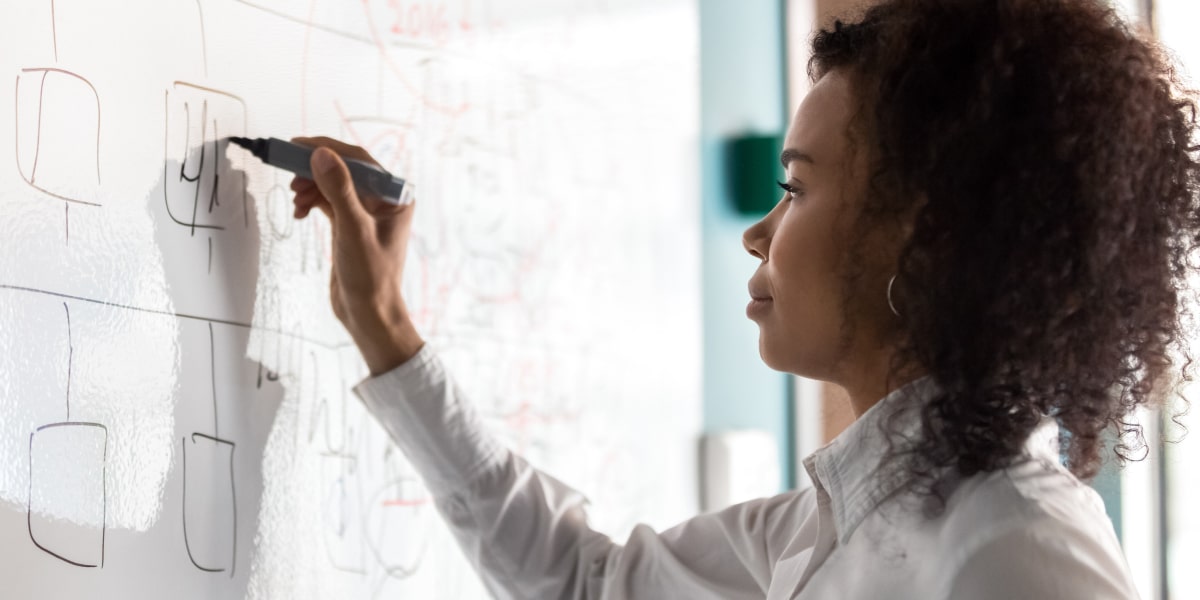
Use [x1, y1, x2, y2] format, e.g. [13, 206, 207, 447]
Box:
[290, 0, 1199, 597]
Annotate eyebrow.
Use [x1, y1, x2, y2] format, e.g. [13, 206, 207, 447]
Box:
[780, 149, 816, 169]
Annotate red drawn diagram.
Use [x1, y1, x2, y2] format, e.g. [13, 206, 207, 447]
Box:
[14, 68, 101, 207]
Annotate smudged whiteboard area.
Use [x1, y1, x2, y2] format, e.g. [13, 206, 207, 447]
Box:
[0, 0, 700, 598]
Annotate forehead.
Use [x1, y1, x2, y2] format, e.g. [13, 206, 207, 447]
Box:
[785, 71, 856, 165]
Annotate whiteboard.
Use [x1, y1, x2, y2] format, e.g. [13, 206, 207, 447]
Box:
[0, 1, 702, 597]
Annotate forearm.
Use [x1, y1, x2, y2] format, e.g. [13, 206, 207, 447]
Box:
[352, 346, 617, 599]
[352, 347, 780, 600]
[344, 298, 425, 376]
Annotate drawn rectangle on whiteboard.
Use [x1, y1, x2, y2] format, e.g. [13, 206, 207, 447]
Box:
[14, 68, 101, 206]
[163, 82, 248, 233]
[181, 433, 236, 575]
[28, 421, 107, 568]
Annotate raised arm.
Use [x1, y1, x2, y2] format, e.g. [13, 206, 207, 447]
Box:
[291, 137, 812, 599]
[353, 342, 809, 599]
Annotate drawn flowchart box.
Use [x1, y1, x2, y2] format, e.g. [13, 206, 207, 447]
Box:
[181, 433, 237, 575]
[27, 422, 108, 568]
[14, 68, 102, 206]
[163, 82, 248, 234]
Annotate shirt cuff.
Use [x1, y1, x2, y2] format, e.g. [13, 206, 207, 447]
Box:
[352, 343, 508, 497]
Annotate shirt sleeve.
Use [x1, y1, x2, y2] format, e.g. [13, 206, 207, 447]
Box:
[945, 515, 1141, 600]
[353, 344, 808, 600]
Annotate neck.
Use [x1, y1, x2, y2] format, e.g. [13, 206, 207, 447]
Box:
[837, 348, 926, 418]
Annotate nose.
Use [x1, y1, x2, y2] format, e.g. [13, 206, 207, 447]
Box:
[743, 217, 769, 262]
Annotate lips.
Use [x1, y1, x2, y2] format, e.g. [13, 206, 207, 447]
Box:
[747, 279, 773, 319]
[747, 280, 772, 301]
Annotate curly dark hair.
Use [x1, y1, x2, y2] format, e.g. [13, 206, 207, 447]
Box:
[809, 0, 1200, 495]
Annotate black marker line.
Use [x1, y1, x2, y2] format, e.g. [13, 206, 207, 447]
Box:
[185, 101, 207, 237]
[27, 422, 109, 568]
[64, 302, 72, 421]
[242, 171, 249, 228]
[181, 436, 224, 573]
[101, 422, 107, 567]
[256, 361, 280, 388]
[35, 421, 107, 433]
[181, 432, 237, 575]
[162, 90, 222, 232]
[180, 101, 198, 182]
[192, 432, 230, 444]
[256, 362, 280, 388]
[0, 284, 354, 349]
[207, 236, 212, 274]
[166, 84, 251, 232]
[229, 438, 237, 578]
[210, 119, 220, 213]
[171, 82, 251, 231]
[209, 322, 218, 438]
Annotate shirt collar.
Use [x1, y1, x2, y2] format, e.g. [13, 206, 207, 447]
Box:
[802, 375, 1061, 545]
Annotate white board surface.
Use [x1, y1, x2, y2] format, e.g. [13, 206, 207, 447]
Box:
[0, 1, 702, 597]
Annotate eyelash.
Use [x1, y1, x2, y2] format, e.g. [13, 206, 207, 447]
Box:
[777, 180, 803, 201]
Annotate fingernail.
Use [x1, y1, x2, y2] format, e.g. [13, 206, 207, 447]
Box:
[312, 148, 337, 175]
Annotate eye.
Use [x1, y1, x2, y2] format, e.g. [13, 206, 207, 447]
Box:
[776, 180, 804, 201]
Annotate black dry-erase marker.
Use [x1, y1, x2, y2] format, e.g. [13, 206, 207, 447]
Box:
[228, 137, 414, 206]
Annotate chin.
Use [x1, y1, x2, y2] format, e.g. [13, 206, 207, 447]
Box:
[758, 338, 826, 379]
[756, 339, 790, 373]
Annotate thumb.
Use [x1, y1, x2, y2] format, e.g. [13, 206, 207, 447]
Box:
[310, 147, 370, 231]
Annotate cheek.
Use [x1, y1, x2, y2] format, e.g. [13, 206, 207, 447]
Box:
[761, 218, 847, 362]
[769, 218, 830, 309]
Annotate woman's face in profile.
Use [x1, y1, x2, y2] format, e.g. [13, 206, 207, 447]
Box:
[743, 70, 900, 385]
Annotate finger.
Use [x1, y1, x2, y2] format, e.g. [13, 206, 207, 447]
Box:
[295, 198, 332, 221]
[291, 136, 378, 165]
[294, 195, 333, 232]
[313, 199, 334, 220]
[290, 176, 316, 192]
[293, 187, 322, 212]
[376, 199, 417, 248]
[308, 147, 371, 233]
[293, 189, 331, 219]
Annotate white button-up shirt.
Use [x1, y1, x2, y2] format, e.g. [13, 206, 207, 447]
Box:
[354, 345, 1140, 599]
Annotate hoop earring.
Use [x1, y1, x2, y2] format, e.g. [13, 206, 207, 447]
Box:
[887, 274, 901, 317]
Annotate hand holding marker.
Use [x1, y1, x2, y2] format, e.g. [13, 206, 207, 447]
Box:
[229, 136, 414, 206]
[239, 135, 426, 376]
